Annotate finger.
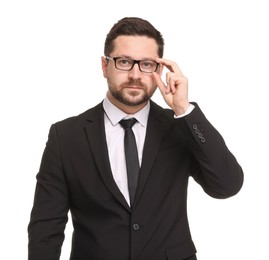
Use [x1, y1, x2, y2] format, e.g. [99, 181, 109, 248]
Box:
[156, 58, 184, 77]
[152, 72, 170, 95]
[169, 78, 177, 94]
[165, 73, 172, 94]
[166, 72, 177, 94]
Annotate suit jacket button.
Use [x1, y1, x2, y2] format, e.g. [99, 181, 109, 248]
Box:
[201, 137, 206, 143]
[192, 124, 198, 130]
[133, 224, 140, 231]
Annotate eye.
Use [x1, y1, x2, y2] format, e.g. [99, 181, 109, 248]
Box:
[140, 61, 155, 69]
[117, 58, 132, 67]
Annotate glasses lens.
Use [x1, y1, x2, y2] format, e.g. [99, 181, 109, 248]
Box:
[139, 61, 158, 73]
[115, 58, 133, 70]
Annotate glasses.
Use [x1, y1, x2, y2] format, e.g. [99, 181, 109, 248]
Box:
[105, 56, 159, 73]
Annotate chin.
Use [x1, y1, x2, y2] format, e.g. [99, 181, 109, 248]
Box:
[124, 94, 149, 106]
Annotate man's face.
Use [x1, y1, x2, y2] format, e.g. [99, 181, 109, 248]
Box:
[102, 35, 162, 111]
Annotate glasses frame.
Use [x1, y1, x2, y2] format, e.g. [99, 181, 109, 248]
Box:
[105, 56, 159, 73]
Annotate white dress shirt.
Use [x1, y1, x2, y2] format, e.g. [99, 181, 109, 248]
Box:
[102, 95, 194, 206]
[103, 96, 150, 206]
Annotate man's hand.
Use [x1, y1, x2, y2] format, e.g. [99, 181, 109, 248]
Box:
[153, 58, 190, 116]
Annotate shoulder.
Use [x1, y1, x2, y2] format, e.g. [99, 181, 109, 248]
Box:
[47, 102, 104, 139]
[149, 100, 174, 118]
[54, 102, 103, 127]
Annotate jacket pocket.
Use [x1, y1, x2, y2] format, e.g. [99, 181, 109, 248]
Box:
[165, 240, 197, 260]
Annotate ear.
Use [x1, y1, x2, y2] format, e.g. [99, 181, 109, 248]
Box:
[101, 56, 108, 78]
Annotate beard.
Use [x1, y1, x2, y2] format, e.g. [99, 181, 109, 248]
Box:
[108, 79, 155, 106]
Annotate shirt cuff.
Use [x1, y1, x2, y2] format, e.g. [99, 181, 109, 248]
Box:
[174, 104, 195, 118]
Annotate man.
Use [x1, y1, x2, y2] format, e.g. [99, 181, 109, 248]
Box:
[28, 17, 244, 260]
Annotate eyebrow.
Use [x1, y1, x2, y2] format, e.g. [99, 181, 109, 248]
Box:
[116, 55, 156, 61]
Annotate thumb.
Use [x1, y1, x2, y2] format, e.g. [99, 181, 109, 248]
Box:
[152, 72, 170, 95]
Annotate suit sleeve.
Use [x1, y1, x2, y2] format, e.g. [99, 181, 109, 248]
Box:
[178, 103, 244, 199]
[28, 124, 69, 260]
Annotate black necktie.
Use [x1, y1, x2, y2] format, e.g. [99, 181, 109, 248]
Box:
[119, 118, 140, 207]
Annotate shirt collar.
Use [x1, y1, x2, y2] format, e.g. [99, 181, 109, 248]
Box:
[103, 94, 150, 127]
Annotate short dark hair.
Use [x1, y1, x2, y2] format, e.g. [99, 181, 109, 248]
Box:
[104, 17, 164, 58]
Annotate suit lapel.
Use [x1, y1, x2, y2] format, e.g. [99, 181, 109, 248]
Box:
[134, 101, 173, 206]
[84, 103, 130, 211]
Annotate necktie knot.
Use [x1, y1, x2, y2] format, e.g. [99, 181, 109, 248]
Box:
[119, 118, 137, 129]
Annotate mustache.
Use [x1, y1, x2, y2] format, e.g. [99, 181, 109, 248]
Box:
[121, 79, 145, 88]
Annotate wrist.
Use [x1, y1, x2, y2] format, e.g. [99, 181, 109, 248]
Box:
[174, 103, 195, 118]
[174, 102, 191, 116]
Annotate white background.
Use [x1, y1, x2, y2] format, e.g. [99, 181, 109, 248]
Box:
[1, 0, 268, 259]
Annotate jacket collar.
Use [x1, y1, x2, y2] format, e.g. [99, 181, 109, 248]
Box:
[102, 95, 150, 127]
[84, 100, 173, 211]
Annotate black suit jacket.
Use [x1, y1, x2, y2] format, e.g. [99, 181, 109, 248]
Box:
[28, 101, 243, 260]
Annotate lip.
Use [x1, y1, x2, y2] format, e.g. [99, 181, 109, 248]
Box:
[125, 86, 143, 89]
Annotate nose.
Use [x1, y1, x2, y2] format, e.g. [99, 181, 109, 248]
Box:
[128, 63, 142, 79]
